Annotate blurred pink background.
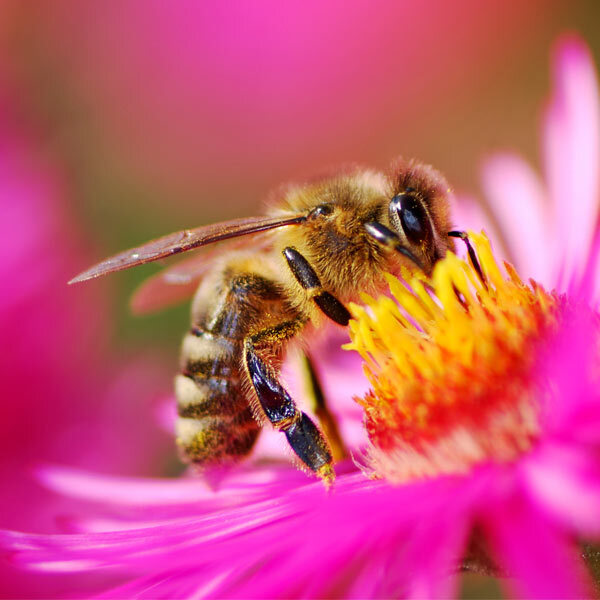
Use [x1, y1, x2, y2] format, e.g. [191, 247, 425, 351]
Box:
[0, 1, 598, 595]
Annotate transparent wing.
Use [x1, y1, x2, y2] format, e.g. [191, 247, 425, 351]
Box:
[129, 237, 272, 315]
[69, 213, 305, 284]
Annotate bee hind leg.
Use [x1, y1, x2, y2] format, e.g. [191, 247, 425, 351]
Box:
[243, 321, 334, 485]
[298, 352, 347, 461]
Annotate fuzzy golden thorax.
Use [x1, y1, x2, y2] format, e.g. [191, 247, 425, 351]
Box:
[271, 160, 454, 304]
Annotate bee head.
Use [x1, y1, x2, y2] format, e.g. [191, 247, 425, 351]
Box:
[364, 158, 455, 274]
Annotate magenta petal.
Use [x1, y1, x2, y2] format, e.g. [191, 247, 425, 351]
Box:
[481, 153, 553, 285]
[522, 443, 600, 535]
[484, 493, 593, 599]
[201, 477, 410, 598]
[0, 475, 355, 573]
[4, 474, 476, 598]
[589, 227, 600, 304]
[205, 475, 476, 599]
[0, 492, 304, 573]
[35, 463, 315, 523]
[543, 35, 600, 287]
[386, 508, 470, 599]
[534, 309, 600, 436]
[37, 465, 216, 506]
[97, 567, 229, 599]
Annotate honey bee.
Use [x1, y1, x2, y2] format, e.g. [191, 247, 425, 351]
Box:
[70, 158, 456, 485]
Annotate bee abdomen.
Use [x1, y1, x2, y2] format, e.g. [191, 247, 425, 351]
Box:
[175, 268, 291, 467]
[175, 326, 260, 465]
[175, 374, 245, 420]
[175, 415, 259, 464]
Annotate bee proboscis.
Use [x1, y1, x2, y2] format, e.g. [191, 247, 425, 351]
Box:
[71, 158, 456, 486]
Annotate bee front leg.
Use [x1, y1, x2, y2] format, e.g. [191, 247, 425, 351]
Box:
[243, 321, 334, 485]
[283, 247, 351, 326]
[448, 231, 486, 286]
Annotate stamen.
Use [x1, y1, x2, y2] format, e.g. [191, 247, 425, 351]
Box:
[346, 232, 581, 483]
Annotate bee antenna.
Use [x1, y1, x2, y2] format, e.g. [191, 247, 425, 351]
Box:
[365, 222, 424, 271]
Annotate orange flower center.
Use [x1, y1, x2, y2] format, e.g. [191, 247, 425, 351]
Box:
[345, 232, 571, 483]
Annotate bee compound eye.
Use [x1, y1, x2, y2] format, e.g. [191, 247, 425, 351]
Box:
[390, 193, 432, 247]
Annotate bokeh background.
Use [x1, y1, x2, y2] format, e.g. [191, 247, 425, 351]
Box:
[1, 1, 599, 597]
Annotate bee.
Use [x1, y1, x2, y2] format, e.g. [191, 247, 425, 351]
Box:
[70, 158, 456, 486]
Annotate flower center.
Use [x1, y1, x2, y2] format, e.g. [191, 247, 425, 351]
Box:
[346, 232, 568, 483]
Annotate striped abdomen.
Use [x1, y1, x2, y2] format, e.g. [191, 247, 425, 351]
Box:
[175, 265, 290, 466]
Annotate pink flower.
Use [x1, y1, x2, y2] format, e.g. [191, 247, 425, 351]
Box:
[2, 34, 600, 599]
[454, 35, 600, 300]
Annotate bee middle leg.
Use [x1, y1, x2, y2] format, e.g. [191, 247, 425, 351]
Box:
[243, 321, 334, 484]
[283, 247, 351, 326]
